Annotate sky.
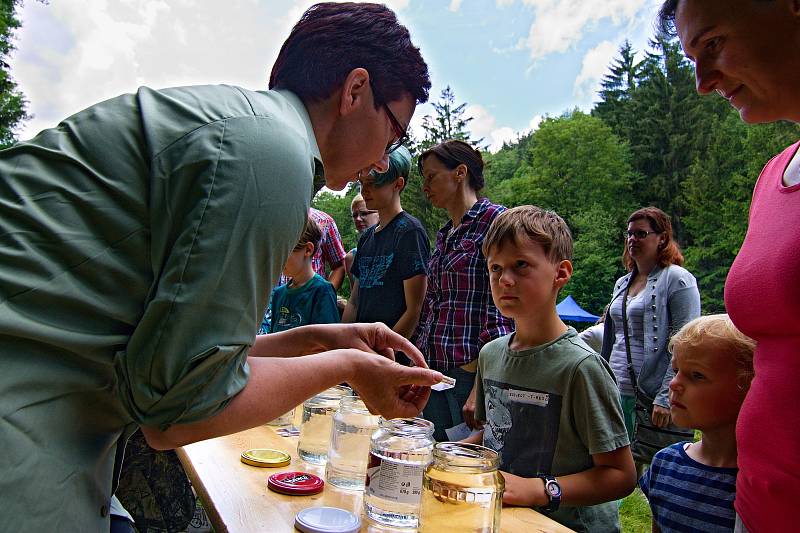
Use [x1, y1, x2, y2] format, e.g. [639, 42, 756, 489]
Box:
[12, 0, 663, 153]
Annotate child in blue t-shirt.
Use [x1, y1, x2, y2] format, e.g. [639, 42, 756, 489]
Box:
[640, 314, 755, 533]
[263, 216, 339, 333]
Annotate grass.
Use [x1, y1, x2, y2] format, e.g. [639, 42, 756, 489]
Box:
[620, 488, 652, 533]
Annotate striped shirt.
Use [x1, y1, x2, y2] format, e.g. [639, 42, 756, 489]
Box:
[640, 442, 738, 532]
[278, 207, 346, 285]
[609, 291, 647, 394]
[413, 198, 513, 371]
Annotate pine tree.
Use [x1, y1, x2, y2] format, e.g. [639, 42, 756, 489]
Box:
[419, 85, 481, 149]
[593, 40, 641, 138]
[404, 86, 480, 241]
[0, 0, 30, 147]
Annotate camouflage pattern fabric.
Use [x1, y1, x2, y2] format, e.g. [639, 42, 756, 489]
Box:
[116, 431, 196, 533]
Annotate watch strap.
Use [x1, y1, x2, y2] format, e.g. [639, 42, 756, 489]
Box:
[540, 475, 561, 513]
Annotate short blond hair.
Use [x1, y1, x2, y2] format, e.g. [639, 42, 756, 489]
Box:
[669, 314, 756, 390]
[482, 205, 573, 263]
[351, 193, 366, 210]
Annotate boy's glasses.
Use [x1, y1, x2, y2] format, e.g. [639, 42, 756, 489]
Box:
[352, 210, 378, 219]
[625, 229, 661, 240]
[369, 80, 408, 154]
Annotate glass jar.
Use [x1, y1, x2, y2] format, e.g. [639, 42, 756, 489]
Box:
[325, 396, 380, 490]
[419, 442, 504, 533]
[266, 407, 295, 427]
[297, 385, 351, 464]
[364, 418, 435, 528]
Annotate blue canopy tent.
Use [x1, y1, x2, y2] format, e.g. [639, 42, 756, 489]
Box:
[556, 295, 599, 323]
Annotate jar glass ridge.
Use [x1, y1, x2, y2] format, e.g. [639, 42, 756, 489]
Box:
[419, 442, 504, 532]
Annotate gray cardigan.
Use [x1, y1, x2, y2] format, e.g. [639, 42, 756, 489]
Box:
[600, 264, 701, 408]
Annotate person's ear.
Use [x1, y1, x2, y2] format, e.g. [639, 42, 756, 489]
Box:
[395, 176, 405, 193]
[305, 242, 315, 257]
[339, 68, 370, 117]
[554, 260, 573, 288]
[455, 164, 467, 184]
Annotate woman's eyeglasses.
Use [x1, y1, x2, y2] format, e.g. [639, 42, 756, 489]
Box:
[352, 210, 378, 219]
[625, 229, 661, 240]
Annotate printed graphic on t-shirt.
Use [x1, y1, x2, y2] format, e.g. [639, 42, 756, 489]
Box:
[275, 305, 302, 329]
[358, 253, 394, 289]
[483, 378, 562, 476]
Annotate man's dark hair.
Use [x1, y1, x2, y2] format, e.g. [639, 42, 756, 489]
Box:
[270, 2, 430, 107]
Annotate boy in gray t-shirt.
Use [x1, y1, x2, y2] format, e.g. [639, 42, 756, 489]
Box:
[465, 206, 635, 533]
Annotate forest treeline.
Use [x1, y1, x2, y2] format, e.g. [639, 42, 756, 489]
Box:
[316, 33, 800, 315]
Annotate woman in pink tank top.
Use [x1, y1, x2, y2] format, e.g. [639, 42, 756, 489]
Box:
[658, 2, 800, 531]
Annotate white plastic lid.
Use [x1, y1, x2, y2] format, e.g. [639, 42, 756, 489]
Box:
[294, 507, 361, 533]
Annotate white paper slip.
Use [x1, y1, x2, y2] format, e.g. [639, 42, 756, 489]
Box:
[430, 375, 456, 391]
[444, 422, 482, 441]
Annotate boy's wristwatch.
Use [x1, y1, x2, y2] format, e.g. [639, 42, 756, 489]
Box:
[539, 476, 561, 513]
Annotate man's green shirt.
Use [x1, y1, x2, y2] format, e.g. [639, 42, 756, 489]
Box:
[0, 85, 320, 531]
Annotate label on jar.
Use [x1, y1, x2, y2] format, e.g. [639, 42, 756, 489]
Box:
[365, 452, 425, 505]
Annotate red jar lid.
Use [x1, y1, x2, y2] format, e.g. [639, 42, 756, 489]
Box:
[268, 471, 324, 496]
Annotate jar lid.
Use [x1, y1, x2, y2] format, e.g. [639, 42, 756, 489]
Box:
[240, 448, 291, 468]
[268, 472, 325, 496]
[294, 507, 361, 533]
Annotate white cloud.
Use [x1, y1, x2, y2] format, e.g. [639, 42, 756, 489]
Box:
[573, 40, 617, 100]
[519, 0, 649, 60]
[465, 104, 539, 153]
[13, 0, 411, 139]
[449, 0, 464, 12]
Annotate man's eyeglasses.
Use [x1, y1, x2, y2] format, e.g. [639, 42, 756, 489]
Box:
[352, 209, 378, 220]
[370, 80, 408, 154]
[625, 229, 661, 240]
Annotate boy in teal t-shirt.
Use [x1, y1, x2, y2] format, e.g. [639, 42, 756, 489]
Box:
[265, 216, 339, 333]
[465, 206, 636, 533]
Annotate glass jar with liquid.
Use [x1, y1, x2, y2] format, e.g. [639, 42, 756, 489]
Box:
[419, 442, 504, 532]
[266, 408, 295, 427]
[297, 385, 351, 464]
[364, 418, 435, 528]
[325, 396, 380, 490]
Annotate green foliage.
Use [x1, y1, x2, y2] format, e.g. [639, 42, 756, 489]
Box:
[567, 207, 626, 316]
[312, 184, 359, 297]
[681, 113, 800, 311]
[0, 0, 29, 147]
[419, 85, 480, 147]
[484, 111, 635, 314]
[480, 29, 800, 318]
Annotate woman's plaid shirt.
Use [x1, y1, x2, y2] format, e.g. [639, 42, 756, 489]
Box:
[413, 198, 513, 371]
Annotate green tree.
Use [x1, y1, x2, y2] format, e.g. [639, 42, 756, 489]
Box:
[682, 113, 800, 312]
[0, 0, 30, 147]
[419, 85, 480, 147]
[565, 206, 625, 316]
[404, 86, 480, 242]
[593, 40, 641, 140]
[484, 111, 636, 311]
[312, 183, 359, 297]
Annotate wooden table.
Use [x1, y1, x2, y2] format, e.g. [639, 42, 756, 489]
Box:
[178, 421, 574, 533]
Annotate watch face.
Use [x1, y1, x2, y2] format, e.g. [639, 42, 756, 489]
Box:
[546, 480, 561, 498]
